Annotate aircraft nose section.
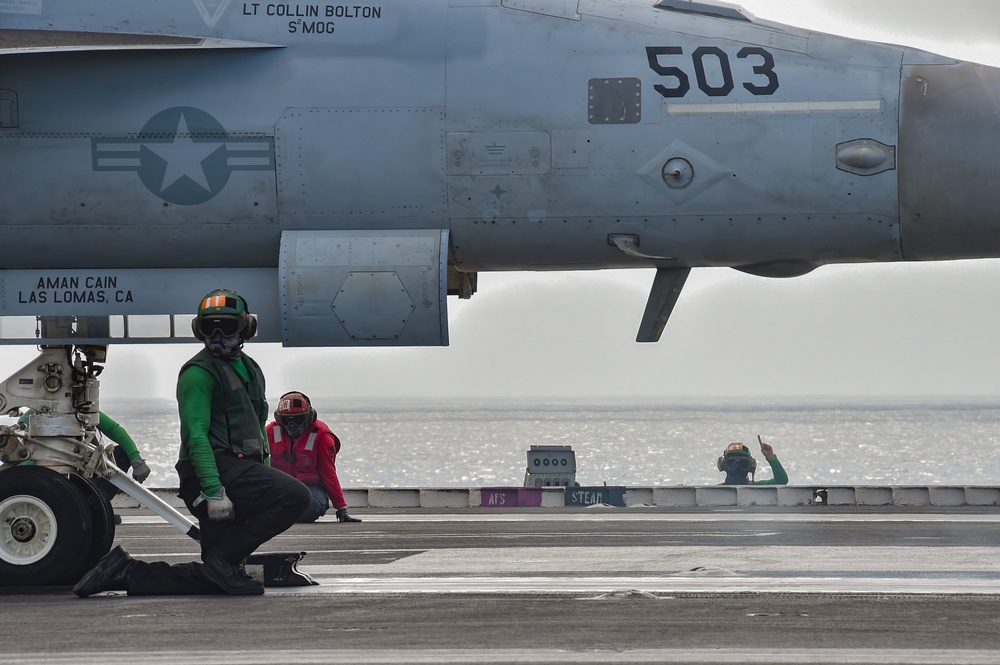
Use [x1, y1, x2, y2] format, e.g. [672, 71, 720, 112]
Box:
[898, 55, 1000, 260]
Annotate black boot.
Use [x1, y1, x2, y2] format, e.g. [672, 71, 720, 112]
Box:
[336, 508, 362, 523]
[74, 546, 133, 597]
[201, 551, 265, 596]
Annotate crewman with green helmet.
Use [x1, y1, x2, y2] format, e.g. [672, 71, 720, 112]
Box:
[74, 289, 311, 598]
[717, 436, 788, 486]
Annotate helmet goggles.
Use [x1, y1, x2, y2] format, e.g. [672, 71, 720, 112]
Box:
[722, 455, 755, 473]
[276, 412, 310, 433]
[197, 314, 247, 339]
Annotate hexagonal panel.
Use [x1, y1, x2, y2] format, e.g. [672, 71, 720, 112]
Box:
[332, 271, 415, 341]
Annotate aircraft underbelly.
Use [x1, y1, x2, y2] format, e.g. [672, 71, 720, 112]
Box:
[0, 1, 910, 275]
[448, 213, 901, 272]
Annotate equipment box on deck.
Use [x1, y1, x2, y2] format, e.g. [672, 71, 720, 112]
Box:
[523, 445, 576, 487]
[481, 487, 543, 508]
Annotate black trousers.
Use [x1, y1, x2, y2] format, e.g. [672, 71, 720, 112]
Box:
[127, 454, 310, 595]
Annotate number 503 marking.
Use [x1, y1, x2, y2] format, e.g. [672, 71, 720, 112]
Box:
[645, 45, 780, 98]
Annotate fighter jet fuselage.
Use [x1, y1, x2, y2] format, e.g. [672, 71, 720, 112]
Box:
[0, 0, 994, 345]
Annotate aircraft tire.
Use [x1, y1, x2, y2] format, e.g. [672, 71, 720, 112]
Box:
[0, 466, 93, 587]
[69, 475, 115, 579]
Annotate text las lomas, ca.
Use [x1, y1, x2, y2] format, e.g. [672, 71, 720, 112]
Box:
[19, 276, 133, 305]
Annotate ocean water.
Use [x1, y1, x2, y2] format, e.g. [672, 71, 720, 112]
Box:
[90, 397, 1000, 489]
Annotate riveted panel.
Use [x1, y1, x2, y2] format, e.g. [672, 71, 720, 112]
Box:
[276, 108, 447, 218]
[279, 229, 449, 346]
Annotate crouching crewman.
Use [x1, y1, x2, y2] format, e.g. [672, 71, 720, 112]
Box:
[267, 391, 361, 524]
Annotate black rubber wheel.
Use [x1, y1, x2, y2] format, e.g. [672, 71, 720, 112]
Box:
[69, 474, 115, 579]
[0, 466, 94, 586]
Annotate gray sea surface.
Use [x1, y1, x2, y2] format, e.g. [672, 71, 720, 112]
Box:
[83, 396, 1000, 489]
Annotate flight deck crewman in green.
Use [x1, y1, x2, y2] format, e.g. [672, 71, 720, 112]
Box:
[73, 289, 311, 598]
[717, 436, 788, 486]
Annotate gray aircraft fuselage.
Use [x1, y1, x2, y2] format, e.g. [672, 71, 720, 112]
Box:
[0, 0, 995, 346]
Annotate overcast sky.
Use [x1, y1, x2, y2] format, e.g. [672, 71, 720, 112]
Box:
[7, 0, 1000, 402]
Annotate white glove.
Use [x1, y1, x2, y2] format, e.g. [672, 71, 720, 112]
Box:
[196, 488, 235, 522]
[130, 458, 151, 483]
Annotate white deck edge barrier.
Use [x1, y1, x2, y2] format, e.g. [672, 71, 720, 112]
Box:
[113, 486, 1000, 510]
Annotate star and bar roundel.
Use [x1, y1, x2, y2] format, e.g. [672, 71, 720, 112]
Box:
[91, 106, 275, 206]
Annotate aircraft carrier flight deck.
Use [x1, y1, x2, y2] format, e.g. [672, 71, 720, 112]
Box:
[4, 492, 1000, 665]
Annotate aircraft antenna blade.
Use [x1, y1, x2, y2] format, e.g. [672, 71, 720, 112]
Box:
[636, 268, 691, 343]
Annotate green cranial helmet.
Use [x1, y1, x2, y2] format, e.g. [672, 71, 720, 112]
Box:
[191, 289, 257, 342]
[717, 442, 757, 475]
[722, 442, 752, 458]
[197, 289, 248, 318]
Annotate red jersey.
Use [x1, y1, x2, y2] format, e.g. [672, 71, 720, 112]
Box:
[266, 418, 347, 509]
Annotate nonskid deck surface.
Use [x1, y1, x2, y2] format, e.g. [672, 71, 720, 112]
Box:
[5, 506, 1000, 665]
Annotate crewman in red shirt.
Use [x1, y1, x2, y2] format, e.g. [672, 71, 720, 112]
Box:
[266, 391, 361, 523]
